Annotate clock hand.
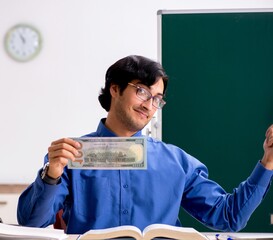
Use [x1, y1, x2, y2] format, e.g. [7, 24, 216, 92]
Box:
[19, 34, 25, 44]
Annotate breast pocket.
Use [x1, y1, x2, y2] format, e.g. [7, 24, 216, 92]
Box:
[75, 176, 111, 220]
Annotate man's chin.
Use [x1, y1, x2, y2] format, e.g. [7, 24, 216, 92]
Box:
[129, 122, 148, 133]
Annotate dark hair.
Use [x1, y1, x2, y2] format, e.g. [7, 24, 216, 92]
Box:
[98, 55, 168, 112]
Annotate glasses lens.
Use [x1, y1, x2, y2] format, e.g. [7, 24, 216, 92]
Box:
[131, 83, 166, 109]
[158, 100, 166, 108]
[136, 87, 151, 101]
[153, 97, 166, 109]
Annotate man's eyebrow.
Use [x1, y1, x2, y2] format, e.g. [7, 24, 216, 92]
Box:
[135, 81, 164, 96]
[146, 86, 164, 96]
[148, 87, 164, 97]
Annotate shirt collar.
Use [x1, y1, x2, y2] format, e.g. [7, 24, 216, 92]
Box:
[96, 118, 142, 137]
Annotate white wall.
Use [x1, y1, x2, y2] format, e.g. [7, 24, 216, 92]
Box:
[1, 0, 273, 183]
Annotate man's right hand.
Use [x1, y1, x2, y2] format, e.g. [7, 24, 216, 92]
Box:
[47, 138, 81, 179]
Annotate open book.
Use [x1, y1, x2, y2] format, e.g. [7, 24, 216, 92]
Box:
[0, 223, 68, 240]
[79, 223, 208, 240]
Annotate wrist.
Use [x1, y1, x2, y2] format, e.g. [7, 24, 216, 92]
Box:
[261, 156, 273, 170]
[41, 162, 61, 185]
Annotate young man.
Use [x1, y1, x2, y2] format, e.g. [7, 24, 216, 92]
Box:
[17, 55, 273, 234]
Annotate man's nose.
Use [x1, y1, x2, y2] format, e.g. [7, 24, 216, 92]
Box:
[141, 98, 153, 110]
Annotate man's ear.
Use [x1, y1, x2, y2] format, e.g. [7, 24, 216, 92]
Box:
[109, 84, 120, 97]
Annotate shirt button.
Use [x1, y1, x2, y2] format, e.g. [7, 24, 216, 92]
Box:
[123, 184, 128, 188]
[123, 210, 128, 214]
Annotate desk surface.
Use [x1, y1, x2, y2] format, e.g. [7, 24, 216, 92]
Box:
[67, 236, 79, 240]
[204, 232, 273, 240]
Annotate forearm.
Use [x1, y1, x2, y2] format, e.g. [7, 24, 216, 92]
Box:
[17, 169, 62, 227]
[222, 162, 272, 231]
[183, 161, 273, 232]
[216, 162, 271, 231]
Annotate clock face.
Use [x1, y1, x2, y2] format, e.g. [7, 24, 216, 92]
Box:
[4, 24, 42, 62]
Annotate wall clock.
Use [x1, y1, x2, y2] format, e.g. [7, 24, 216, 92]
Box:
[4, 24, 42, 62]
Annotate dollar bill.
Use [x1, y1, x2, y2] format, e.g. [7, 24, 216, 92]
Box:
[67, 137, 147, 170]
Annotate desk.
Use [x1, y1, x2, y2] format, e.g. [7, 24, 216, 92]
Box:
[67, 235, 79, 240]
[205, 233, 217, 240]
[204, 232, 273, 240]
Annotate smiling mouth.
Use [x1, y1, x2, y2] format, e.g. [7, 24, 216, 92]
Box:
[135, 109, 149, 119]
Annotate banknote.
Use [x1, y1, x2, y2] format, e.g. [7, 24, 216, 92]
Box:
[67, 137, 147, 169]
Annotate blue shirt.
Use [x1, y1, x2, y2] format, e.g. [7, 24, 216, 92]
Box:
[17, 119, 273, 234]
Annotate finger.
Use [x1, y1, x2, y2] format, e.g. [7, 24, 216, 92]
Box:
[49, 138, 82, 156]
[265, 125, 273, 145]
[266, 124, 273, 135]
[50, 156, 70, 167]
[267, 136, 273, 147]
[49, 142, 79, 155]
[51, 138, 81, 149]
[48, 148, 77, 161]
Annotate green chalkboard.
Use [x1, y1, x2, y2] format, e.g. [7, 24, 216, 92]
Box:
[159, 10, 273, 232]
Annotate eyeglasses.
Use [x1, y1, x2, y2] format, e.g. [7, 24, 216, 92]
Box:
[128, 83, 166, 109]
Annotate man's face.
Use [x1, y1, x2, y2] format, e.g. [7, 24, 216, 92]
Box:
[110, 78, 164, 135]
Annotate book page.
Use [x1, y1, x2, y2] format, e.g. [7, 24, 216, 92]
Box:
[142, 224, 208, 240]
[0, 223, 67, 240]
[79, 225, 142, 240]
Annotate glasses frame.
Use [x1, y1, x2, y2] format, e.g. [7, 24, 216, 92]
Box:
[128, 83, 166, 109]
